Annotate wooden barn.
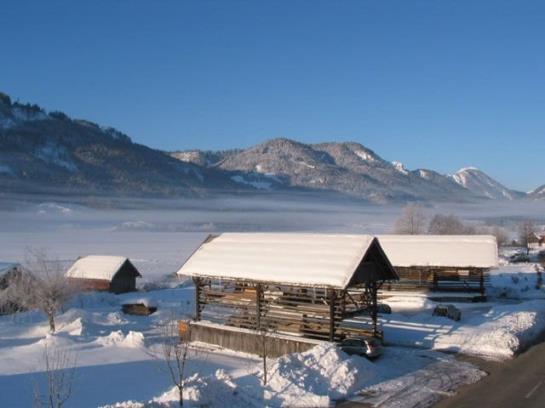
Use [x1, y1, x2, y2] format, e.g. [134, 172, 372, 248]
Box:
[65, 256, 141, 294]
[176, 233, 398, 356]
[377, 235, 498, 297]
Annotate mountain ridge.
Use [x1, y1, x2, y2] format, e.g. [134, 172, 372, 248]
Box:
[0, 91, 540, 203]
[449, 167, 525, 200]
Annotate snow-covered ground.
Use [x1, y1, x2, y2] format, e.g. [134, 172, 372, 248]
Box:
[0, 288, 484, 408]
[378, 295, 545, 360]
[1, 197, 545, 407]
[374, 252, 545, 360]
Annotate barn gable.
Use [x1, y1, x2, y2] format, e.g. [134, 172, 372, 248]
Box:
[66, 256, 141, 281]
[177, 233, 397, 288]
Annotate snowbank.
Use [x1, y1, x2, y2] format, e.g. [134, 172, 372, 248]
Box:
[96, 330, 145, 348]
[488, 264, 545, 300]
[433, 300, 545, 359]
[383, 299, 545, 360]
[102, 344, 484, 408]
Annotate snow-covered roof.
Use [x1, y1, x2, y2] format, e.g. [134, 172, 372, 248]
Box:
[177, 233, 392, 288]
[65, 256, 138, 281]
[377, 235, 498, 268]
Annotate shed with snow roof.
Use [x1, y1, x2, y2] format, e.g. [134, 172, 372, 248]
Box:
[65, 256, 141, 294]
[528, 232, 545, 249]
[0, 262, 26, 314]
[176, 233, 398, 352]
[377, 235, 498, 296]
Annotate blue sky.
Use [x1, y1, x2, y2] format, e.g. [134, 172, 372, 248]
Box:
[1, 1, 544, 191]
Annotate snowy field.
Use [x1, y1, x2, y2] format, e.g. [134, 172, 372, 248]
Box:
[1, 195, 545, 407]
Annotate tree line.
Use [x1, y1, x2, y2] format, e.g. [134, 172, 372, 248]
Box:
[393, 203, 539, 249]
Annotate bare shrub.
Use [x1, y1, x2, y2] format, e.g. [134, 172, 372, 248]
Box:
[160, 318, 192, 407]
[394, 204, 427, 234]
[489, 225, 509, 248]
[518, 220, 536, 254]
[428, 214, 468, 235]
[33, 341, 77, 408]
[22, 250, 76, 332]
[257, 326, 274, 385]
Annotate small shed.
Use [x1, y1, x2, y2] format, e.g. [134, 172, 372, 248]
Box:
[0, 262, 22, 288]
[528, 232, 545, 249]
[377, 235, 498, 295]
[176, 233, 398, 353]
[65, 256, 141, 294]
[0, 262, 25, 314]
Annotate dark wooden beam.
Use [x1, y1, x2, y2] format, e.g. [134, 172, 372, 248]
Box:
[371, 281, 378, 337]
[329, 289, 337, 342]
[255, 283, 262, 331]
[194, 277, 201, 321]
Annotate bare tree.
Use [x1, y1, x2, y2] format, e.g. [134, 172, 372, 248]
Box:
[490, 225, 509, 248]
[160, 318, 192, 407]
[428, 214, 468, 235]
[518, 220, 536, 254]
[257, 326, 271, 386]
[394, 204, 427, 234]
[33, 341, 77, 408]
[22, 250, 75, 333]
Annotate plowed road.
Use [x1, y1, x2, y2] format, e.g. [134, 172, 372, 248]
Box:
[435, 340, 545, 408]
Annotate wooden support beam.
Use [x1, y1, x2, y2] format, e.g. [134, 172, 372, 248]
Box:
[256, 283, 262, 331]
[371, 281, 378, 337]
[194, 277, 202, 321]
[329, 289, 337, 342]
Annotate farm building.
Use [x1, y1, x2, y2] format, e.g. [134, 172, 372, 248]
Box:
[0, 263, 25, 315]
[65, 256, 141, 294]
[0, 262, 21, 285]
[177, 233, 398, 355]
[377, 235, 498, 297]
[528, 232, 545, 249]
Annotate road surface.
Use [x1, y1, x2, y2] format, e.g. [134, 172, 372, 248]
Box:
[435, 340, 545, 408]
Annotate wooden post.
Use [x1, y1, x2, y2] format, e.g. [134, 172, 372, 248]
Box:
[371, 281, 378, 337]
[256, 283, 262, 331]
[194, 277, 201, 321]
[329, 290, 336, 342]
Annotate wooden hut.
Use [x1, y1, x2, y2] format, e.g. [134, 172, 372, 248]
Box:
[0, 262, 25, 315]
[65, 256, 141, 294]
[377, 235, 498, 297]
[176, 233, 398, 355]
[528, 232, 545, 249]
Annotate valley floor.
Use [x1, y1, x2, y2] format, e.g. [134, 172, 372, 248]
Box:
[1, 198, 545, 407]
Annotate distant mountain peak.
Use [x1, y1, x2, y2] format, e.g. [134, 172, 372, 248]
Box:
[392, 161, 409, 175]
[450, 167, 523, 200]
[529, 184, 545, 197]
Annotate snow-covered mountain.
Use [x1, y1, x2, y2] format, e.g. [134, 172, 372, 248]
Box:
[0, 92, 241, 196]
[450, 167, 524, 200]
[528, 185, 545, 199]
[2, 91, 537, 203]
[172, 138, 480, 203]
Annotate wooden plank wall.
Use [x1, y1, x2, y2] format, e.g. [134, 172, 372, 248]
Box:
[384, 267, 489, 293]
[190, 322, 319, 357]
[194, 279, 349, 341]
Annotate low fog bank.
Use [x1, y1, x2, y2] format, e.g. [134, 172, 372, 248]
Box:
[0, 193, 544, 281]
